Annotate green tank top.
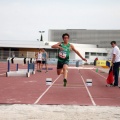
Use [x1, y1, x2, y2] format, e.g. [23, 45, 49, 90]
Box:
[58, 42, 71, 62]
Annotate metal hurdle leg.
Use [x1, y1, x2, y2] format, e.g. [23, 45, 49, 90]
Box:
[27, 61, 30, 77]
[32, 62, 35, 74]
[6, 60, 10, 77]
[16, 64, 19, 71]
[28, 61, 30, 73]
[8, 60, 10, 72]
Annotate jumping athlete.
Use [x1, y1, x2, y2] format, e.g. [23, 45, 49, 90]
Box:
[51, 33, 87, 87]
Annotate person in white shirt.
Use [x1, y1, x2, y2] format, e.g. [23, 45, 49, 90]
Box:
[41, 48, 48, 73]
[36, 49, 43, 72]
[111, 41, 120, 86]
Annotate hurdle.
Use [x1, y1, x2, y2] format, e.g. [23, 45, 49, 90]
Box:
[6, 57, 36, 77]
[86, 79, 92, 86]
[46, 78, 52, 85]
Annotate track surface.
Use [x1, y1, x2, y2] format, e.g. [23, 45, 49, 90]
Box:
[0, 62, 120, 106]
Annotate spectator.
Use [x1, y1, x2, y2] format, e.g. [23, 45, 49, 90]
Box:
[94, 57, 98, 66]
[36, 49, 42, 72]
[110, 41, 120, 87]
[41, 48, 48, 73]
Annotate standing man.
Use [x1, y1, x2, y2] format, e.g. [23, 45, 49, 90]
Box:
[41, 48, 48, 73]
[35, 49, 42, 72]
[110, 41, 120, 86]
[51, 33, 87, 87]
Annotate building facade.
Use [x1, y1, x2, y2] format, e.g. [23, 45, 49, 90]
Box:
[49, 29, 120, 48]
[0, 40, 57, 61]
[0, 40, 112, 64]
[2, 29, 119, 63]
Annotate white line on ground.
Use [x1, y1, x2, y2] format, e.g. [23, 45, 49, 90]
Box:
[90, 69, 106, 79]
[34, 75, 61, 104]
[68, 67, 95, 69]
[79, 71, 96, 106]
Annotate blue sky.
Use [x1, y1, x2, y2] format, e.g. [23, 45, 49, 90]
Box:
[0, 0, 120, 41]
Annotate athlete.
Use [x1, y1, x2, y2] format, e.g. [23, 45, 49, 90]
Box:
[36, 49, 42, 72]
[41, 48, 48, 73]
[51, 33, 87, 87]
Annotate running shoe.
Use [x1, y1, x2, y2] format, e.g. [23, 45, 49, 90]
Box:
[63, 79, 67, 87]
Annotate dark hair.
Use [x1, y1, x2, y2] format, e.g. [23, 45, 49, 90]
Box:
[62, 33, 70, 39]
[111, 41, 116, 45]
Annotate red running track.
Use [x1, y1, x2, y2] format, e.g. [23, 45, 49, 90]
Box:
[0, 62, 120, 106]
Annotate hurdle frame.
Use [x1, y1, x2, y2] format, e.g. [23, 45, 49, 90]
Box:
[6, 58, 35, 77]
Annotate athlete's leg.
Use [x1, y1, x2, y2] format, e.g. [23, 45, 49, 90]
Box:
[57, 61, 63, 75]
[40, 62, 42, 72]
[37, 62, 39, 70]
[45, 61, 48, 72]
[41, 61, 44, 71]
[57, 69, 63, 75]
[45, 63, 48, 72]
[57, 61, 68, 86]
[63, 64, 68, 79]
[63, 64, 68, 87]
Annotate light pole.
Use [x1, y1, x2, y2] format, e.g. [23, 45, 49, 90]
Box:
[39, 31, 45, 41]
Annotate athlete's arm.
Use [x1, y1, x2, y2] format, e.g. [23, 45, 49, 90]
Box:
[51, 42, 63, 50]
[112, 54, 116, 63]
[71, 44, 87, 62]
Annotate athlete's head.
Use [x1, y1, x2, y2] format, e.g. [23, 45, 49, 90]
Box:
[62, 33, 70, 43]
[38, 49, 42, 52]
[42, 48, 45, 52]
[111, 41, 116, 48]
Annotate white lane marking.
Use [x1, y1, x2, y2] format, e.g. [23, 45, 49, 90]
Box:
[68, 67, 95, 69]
[34, 75, 61, 104]
[90, 69, 106, 79]
[79, 71, 96, 106]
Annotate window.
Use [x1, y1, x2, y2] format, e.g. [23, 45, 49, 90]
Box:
[91, 52, 96, 56]
[48, 49, 58, 58]
[97, 53, 102, 56]
[103, 53, 107, 56]
[85, 56, 89, 59]
[85, 52, 89, 55]
[85, 52, 89, 59]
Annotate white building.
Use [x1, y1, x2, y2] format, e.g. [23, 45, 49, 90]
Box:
[0, 40, 111, 64]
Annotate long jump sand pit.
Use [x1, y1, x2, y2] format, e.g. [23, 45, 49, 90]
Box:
[0, 105, 120, 120]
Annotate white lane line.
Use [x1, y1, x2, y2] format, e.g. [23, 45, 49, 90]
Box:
[91, 69, 120, 79]
[68, 67, 94, 69]
[90, 69, 106, 79]
[34, 75, 61, 104]
[79, 72, 96, 106]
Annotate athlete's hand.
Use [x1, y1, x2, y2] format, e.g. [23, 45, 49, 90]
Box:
[82, 58, 87, 62]
[111, 62, 114, 66]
